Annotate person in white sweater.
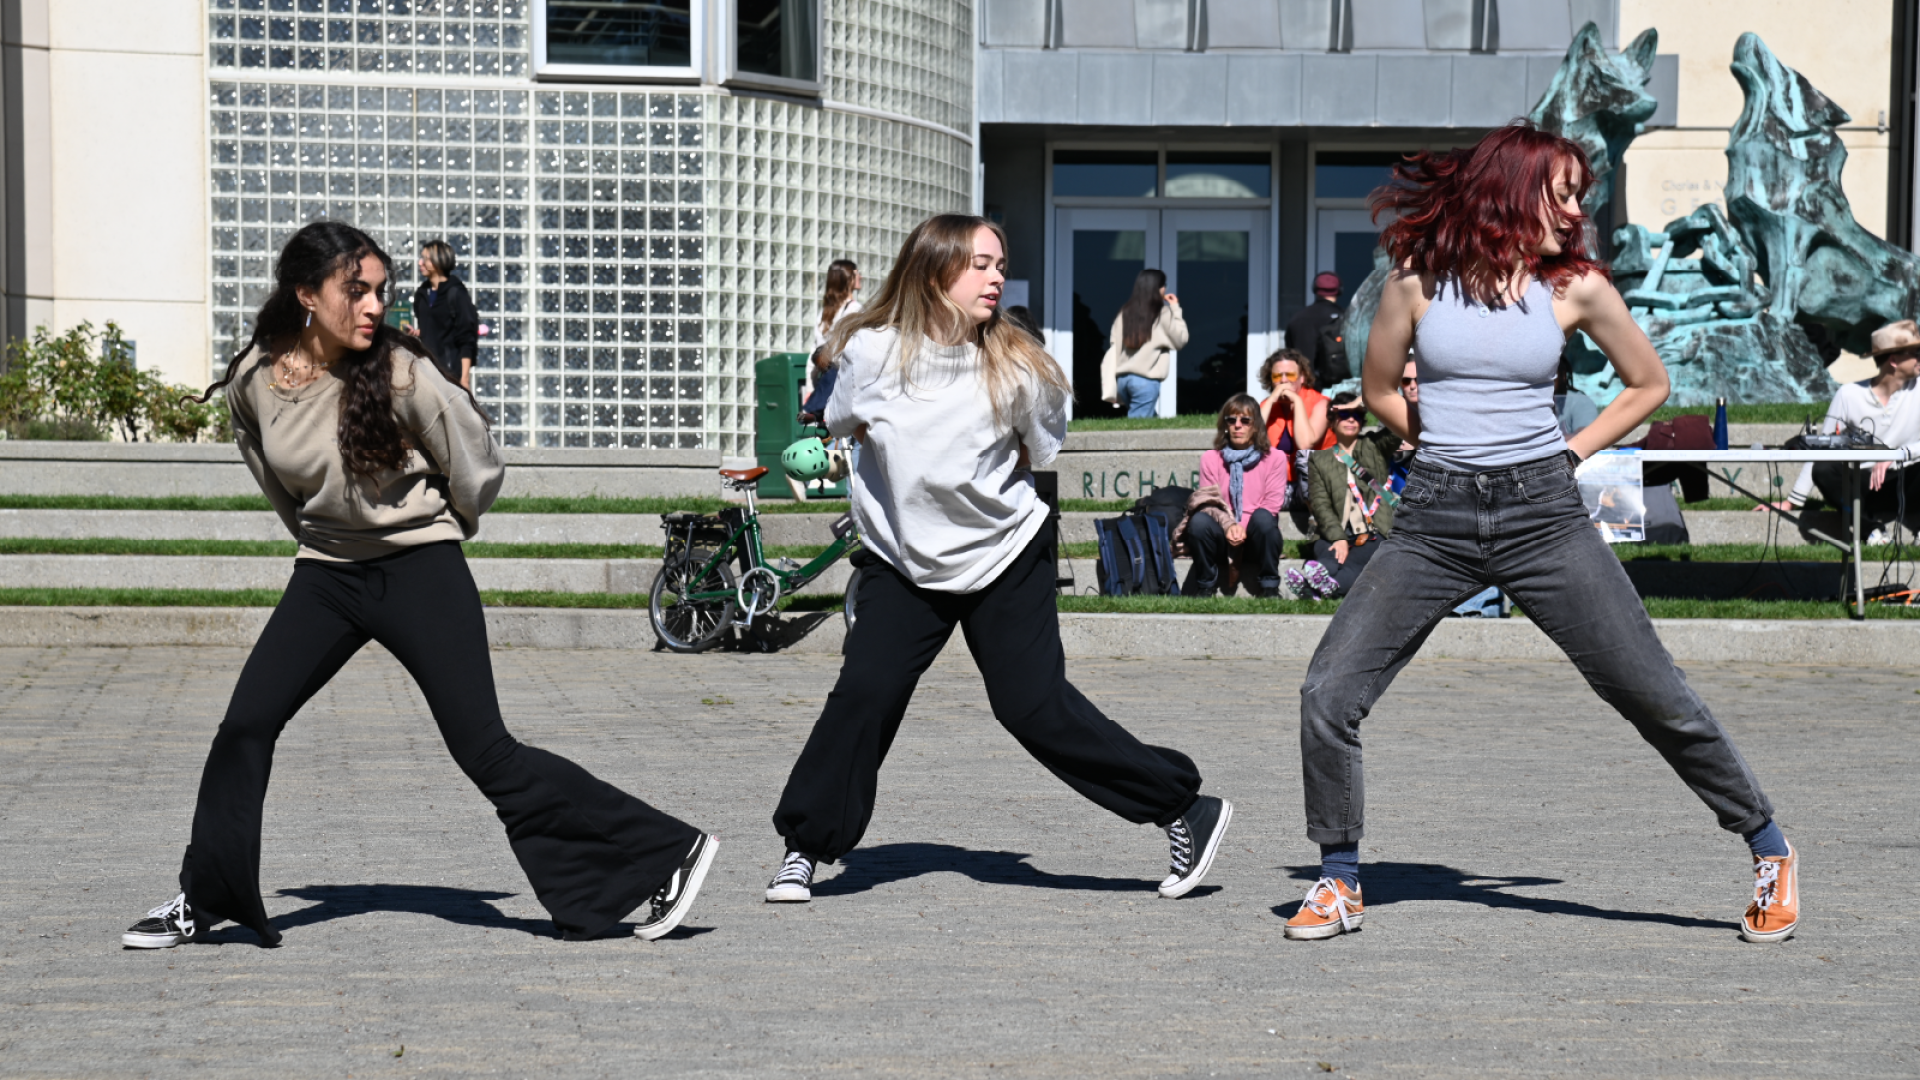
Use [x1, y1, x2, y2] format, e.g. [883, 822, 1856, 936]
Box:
[1099, 268, 1187, 418]
[763, 214, 1232, 904]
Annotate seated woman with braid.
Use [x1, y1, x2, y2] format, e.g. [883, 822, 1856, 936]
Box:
[1290, 392, 1397, 600]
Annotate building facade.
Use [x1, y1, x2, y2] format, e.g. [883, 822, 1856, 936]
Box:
[978, 0, 1912, 418]
[4, 0, 973, 456]
[1, 0, 1912, 451]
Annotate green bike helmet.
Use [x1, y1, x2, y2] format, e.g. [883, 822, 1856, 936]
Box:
[781, 438, 831, 481]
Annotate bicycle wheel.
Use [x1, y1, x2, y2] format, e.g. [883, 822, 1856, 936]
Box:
[650, 551, 738, 653]
[842, 564, 863, 631]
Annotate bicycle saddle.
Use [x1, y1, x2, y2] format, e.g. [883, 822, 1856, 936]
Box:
[719, 466, 769, 483]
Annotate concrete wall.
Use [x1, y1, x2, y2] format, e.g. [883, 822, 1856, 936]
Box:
[1619, 0, 1893, 240]
[4, 0, 208, 388]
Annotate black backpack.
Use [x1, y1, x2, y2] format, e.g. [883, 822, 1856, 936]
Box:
[1094, 505, 1178, 597]
[1136, 485, 1191, 536]
[1315, 321, 1351, 385]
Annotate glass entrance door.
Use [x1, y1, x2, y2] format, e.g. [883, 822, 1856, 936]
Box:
[1315, 208, 1384, 309]
[1054, 206, 1267, 418]
[1054, 208, 1158, 417]
[1162, 208, 1267, 418]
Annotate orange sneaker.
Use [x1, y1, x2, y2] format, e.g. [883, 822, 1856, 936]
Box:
[1740, 841, 1798, 943]
[1283, 877, 1364, 940]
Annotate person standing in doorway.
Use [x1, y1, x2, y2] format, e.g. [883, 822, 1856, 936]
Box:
[121, 222, 717, 950]
[1286, 122, 1795, 945]
[407, 239, 480, 389]
[764, 215, 1232, 905]
[1100, 269, 1187, 418]
[1286, 271, 1347, 388]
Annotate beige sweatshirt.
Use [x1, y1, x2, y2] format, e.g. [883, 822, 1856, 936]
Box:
[227, 344, 506, 562]
[1100, 300, 1188, 402]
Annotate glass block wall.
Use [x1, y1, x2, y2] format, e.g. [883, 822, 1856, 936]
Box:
[205, 0, 972, 455]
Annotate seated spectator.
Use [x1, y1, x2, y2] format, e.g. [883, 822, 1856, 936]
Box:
[1765, 318, 1920, 531]
[1177, 394, 1287, 598]
[1554, 353, 1599, 437]
[1290, 392, 1395, 599]
[1260, 348, 1332, 533]
[1381, 357, 1420, 492]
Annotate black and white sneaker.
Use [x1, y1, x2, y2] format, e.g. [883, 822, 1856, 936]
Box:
[122, 893, 196, 949]
[765, 850, 816, 903]
[1159, 795, 1233, 898]
[634, 833, 718, 941]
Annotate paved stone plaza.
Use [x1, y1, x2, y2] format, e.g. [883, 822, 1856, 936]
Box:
[1, 644, 1914, 1078]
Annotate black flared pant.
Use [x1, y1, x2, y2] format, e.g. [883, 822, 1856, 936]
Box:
[771, 523, 1203, 862]
[178, 541, 698, 943]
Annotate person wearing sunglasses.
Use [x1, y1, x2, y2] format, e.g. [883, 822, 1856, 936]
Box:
[1290, 392, 1395, 600]
[1178, 395, 1288, 598]
[1259, 349, 1334, 534]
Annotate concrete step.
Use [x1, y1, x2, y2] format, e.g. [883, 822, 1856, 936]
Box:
[4, 605, 1915, 664]
[0, 554, 855, 595]
[0, 506, 1867, 549]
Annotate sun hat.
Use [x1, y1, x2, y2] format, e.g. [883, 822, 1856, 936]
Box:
[1868, 319, 1920, 357]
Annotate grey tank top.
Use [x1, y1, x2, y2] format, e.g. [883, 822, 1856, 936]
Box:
[1411, 277, 1569, 471]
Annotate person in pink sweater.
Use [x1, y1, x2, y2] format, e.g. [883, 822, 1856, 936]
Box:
[1183, 394, 1289, 597]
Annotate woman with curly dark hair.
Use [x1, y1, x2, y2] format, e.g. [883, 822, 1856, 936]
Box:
[1285, 124, 1795, 944]
[121, 222, 716, 950]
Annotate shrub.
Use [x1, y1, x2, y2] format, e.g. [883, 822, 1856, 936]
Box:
[0, 321, 228, 442]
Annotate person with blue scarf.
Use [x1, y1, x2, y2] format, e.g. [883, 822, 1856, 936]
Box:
[1181, 394, 1289, 597]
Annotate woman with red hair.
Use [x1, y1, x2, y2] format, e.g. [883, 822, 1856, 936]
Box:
[1285, 124, 1795, 945]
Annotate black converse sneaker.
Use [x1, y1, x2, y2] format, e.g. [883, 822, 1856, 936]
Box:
[1159, 795, 1233, 898]
[634, 833, 718, 941]
[122, 893, 196, 949]
[765, 850, 816, 903]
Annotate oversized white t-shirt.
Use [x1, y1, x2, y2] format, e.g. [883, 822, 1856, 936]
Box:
[826, 327, 1066, 593]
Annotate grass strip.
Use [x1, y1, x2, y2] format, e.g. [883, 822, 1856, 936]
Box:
[0, 493, 849, 516]
[0, 495, 277, 512]
[0, 538, 862, 560]
[0, 587, 286, 607]
[6, 537, 1910, 565]
[4, 587, 1917, 619]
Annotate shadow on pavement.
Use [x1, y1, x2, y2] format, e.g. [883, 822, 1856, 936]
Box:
[1273, 861, 1725, 930]
[814, 841, 1209, 898]
[265, 883, 560, 937]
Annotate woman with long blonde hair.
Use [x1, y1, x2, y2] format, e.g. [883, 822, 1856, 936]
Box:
[765, 214, 1233, 905]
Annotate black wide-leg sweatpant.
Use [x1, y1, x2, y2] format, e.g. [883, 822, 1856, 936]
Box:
[771, 522, 1203, 862]
[178, 541, 699, 944]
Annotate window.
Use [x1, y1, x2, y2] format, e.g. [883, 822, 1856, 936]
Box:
[1053, 150, 1157, 198]
[1314, 151, 1405, 201]
[726, 0, 820, 92]
[534, 0, 702, 80]
[1166, 152, 1270, 199]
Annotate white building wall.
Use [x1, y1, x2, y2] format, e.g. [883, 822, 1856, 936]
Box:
[45, 0, 208, 387]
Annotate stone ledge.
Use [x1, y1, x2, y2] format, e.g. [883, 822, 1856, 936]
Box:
[4, 606, 1912, 663]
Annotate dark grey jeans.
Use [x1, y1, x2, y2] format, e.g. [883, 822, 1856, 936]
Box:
[1298, 452, 1774, 845]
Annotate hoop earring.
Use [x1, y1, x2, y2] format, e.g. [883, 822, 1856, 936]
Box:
[305, 311, 312, 328]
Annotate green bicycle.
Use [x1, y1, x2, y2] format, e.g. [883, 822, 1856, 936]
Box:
[648, 464, 865, 653]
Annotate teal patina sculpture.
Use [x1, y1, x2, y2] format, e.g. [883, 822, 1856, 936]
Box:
[1334, 29, 1902, 408]
[1337, 22, 1658, 381]
[1724, 32, 1920, 354]
[1582, 34, 1905, 404]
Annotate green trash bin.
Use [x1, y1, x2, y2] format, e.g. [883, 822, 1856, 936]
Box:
[754, 352, 847, 500]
